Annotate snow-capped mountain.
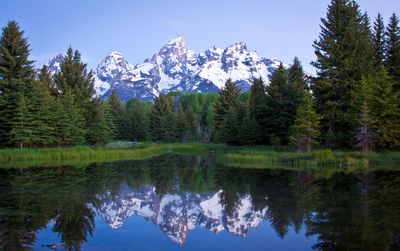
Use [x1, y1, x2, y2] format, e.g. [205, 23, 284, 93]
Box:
[46, 53, 64, 75]
[97, 184, 268, 244]
[45, 35, 283, 102]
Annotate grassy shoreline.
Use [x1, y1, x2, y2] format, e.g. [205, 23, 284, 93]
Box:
[1, 143, 400, 170]
[0, 143, 218, 168]
[218, 149, 400, 170]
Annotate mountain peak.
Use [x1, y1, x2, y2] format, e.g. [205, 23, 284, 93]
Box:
[166, 34, 185, 46]
[108, 50, 124, 58]
[160, 35, 187, 56]
[226, 42, 248, 52]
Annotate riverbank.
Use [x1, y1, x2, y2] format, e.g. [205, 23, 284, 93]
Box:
[218, 148, 400, 170]
[1, 143, 400, 170]
[0, 143, 217, 168]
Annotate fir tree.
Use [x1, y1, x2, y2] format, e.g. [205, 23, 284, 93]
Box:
[217, 107, 240, 145]
[213, 79, 241, 131]
[38, 65, 58, 97]
[53, 47, 95, 101]
[239, 116, 259, 145]
[185, 106, 197, 141]
[53, 47, 95, 144]
[363, 67, 400, 149]
[385, 13, 400, 90]
[29, 81, 56, 146]
[176, 103, 188, 142]
[0, 21, 35, 146]
[289, 91, 322, 153]
[249, 78, 265, 119]
[263, 63, 298, 145]
[103, 102, 117, 142]
[105, 89, 125, 140]
[311, 0, 374, 149]
[355, 102, 375, 152]
[59, 89, 86, 146]
[249, 78, 266, 143]
[126, 98, 149, 142]
[9, 94, 33, 148]
[372, 13, 386, 68]
[288, 57, 307, 96]
[149, 94, 176, 142]
[86, 98, 112, 145]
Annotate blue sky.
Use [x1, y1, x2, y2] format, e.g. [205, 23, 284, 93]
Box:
[2, 0, 400, 74]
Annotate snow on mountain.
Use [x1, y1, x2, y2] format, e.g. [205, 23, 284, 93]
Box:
[46, 53, 65, 75]
[44, 35, 284, 102]
[96, 184, 269, 244]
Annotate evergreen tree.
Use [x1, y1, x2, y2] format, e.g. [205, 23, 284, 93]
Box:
[0, 21, 35, 146]
[176, 103, 188, 142]
[213, 79, 241, 130]
[53, 47, 95, 102]
[263, 64, 298, 145]
[86, 98, 112, 145]
[311, 0, 374, 149]
[103, 102, 117, 142]
[385, 13, 400, 90]
[29, 81, 56, 146]
[38, 65, 58, 97]
[59, 89, 86, 146]
[126, 98, 149, 142]
[249, 78, 266, 143]
[372, 13, 386, 68]
[239, 116, 259, 145]
[219, 107, 240, 145]
[289, 92, 322, 153]
[355, 102, 375, 152]
[149, 94, 176, 142]
[363, 67, 400, 149]
[105, 89, 125, 140]
[9, 94, 33, 148]
[288, 57, 308, 96]
[185, 106, 197, 141]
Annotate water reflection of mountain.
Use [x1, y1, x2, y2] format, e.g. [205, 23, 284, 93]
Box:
[98, 185, 268, 244]
[1, 154, 400, 250]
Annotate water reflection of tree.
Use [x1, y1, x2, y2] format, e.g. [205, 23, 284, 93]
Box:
[2, 156, 400, 250]
[53, 203, 95, 251]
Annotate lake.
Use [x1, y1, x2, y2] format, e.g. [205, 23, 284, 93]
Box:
[1, 154, 399, 250]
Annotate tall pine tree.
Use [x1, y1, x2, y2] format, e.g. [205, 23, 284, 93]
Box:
[289, 91, 322, 152]
[363, 67, 400, 149]
[213, 79, 241, 140]
[0, 21, 35, 146]
[372, 13, 386, 68]
[288, 57, 308, 96]
[9, 94, 33, 149]
[385, 13, 400, 90]
[263, 64, 298, 145]
[149, 94, 176, 142]
[311, 0, 374, 149]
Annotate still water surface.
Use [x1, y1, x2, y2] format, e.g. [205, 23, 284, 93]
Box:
[0, 154, 399, 250]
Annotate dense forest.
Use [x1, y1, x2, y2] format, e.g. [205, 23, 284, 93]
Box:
[0, 0, 399, 151]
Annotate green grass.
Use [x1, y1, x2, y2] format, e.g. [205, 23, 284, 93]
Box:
[2, 142, 400, 171]
[0, 144, 171, 168]
[218, 148, 400, 170]
[0, 143, 220, 169]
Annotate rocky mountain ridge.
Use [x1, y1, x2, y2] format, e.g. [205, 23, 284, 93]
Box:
[97, 184, 268, 244]
[46, 35, 283, 102]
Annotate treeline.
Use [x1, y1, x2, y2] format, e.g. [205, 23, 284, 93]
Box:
[1, 0, 399, 151]
[213, 0, 400, 151]
[0, 21, 216, 148]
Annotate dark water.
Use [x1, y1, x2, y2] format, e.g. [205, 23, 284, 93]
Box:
[1, 154, 400, 250]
